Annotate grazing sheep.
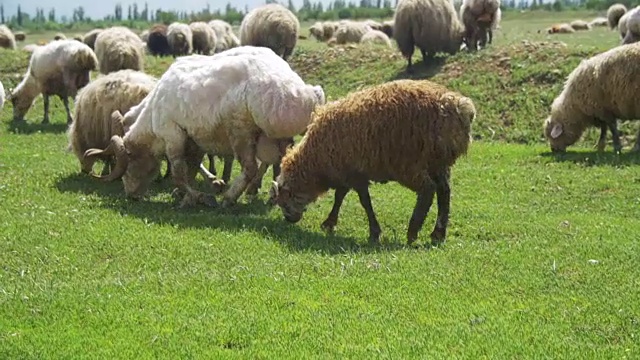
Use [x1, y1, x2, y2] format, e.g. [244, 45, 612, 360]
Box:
[68, 69, 158, 175]
[544, 42, 640, 153]
[0, 25, 17, 49]
[0, 80, 5, 110]
[240, 4, 300, 60]
[394, 0, 465, 72]
[621, 7, 640, 43]
[53, 32, 67, 41]
[460, 0, 502, 51]
[167, 22, 193, 57]
[94, 26, 145, 75]
[546, 23, 575, 34]
[9, 40, 98, 124]
[146, 24, 171, 56]
[189, 21, 217, 55]
[140, 29, 149, 42]
[381, 20, 394, 38]
[309, 22, 325, 41]
[209, 19, 240, 53]
[363, 19, 384, 31]
[589, 17, 609, 27]
[83, 47, 325, 209]
[570, 20, 591, 31]
[360, 30, 392, 47]
[14, 31, 26, 41]
[82, 29, 103, 50]
[335, 21, 371, 44]
[269, 79, 475, 246]
[608, 3, 628, 29]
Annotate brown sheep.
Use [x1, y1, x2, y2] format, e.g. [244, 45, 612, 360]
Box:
[146, 24, 171, 56]
[270, 79, 475, 246]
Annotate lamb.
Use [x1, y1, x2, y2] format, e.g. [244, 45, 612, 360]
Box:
[269, 79, 475, 246]
[68, 69, 158, 175]
[13, 31, 26, 41]
[82, 29, 103, 50]
[335, 21, 371, 44]
[394, 0, 465, 72]
[82, 47, 325, 209]
[240, 4, 300, 60]
[208, 19, 240, 53]
[146, 24, 171, 56]
[546, 23, 575, 34]
[167, 22, 193, 57]
[189, 22, 217, 55]
[589, 17, 609, 27]
[460, 0, 501, 51]
[621, 7, 640, 44]
[544, 42, 640, 153]
[360, 30, 392, 47]
[9, 39, 98, 124]
[94, 26, 145, 74]
[0, 25, 17, 49]
[608, 3, 628, 29]
[570, 20, 592, 31]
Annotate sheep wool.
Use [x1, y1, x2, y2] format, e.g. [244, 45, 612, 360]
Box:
[335, 21, 371, 44]
[394, 0, 465, 71]
[570, 20, 591, 31]
[82, 29, 103, 50]
[68, 69, 158, 174]
[360, 30, 392, 47]
[146, 24, 171, 56]
[544, 42, 640, 153]
[622, 7, 640, 44]
[240, 4, 300, 60]
[608, 3, 628, 29]
[270, 79, 475, 245]
[189, 22, 217, 55]
[208, 20, 240, 53]
[94, 26, 145, 74]
[167, 22, 193, 56]
[547, 23, 575, 34]
[589, 17, 609, 27]
[0, 25, 17, 49]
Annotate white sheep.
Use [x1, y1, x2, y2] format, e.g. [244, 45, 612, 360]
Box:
[189, 22, 217, 55]
[622, 7, 640, 44]
[9, 39, 98, 124]
[240, 4, 300, 60]
[544, 42, 640, 153]
[334, 21, 371, 44]
[167, 22, 193, 57]
[0, 24, 16, 49]
[208, 19, 240, 53]
[360, 30, 392, 47]
[460, 0, 501, 51]
[94, 26, 145, 74]
[83, 46, 325, 209]
[68, 69, 158, 175]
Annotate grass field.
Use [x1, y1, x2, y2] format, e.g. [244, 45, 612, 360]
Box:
[2, 10, 640, 358]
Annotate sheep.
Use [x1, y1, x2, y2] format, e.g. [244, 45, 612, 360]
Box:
[240, 4, 299, 60]
[94, 26, 145, 75]
[14, 31, 26, 41]
[167, 22, 193, 57]
[82, 29, 103, 50]
[546, 23, 575, 34]
[82, 47, 325, 209]
[570, 20, 592, 31]
[608, 3, 628, 29]
[621, 7, 640, 43]
[360, 30, 392, 47]
[309, 22, 325, 41]
[146, 24, 171, 56]
[0, 80, 5, 110]
[208, 19, 240, 53]
[68, 69, 158, 175]
[335, 21, 371, 44]
[269, 79, 475, 246]
[189, 21, 217, 55]
[381, 20, 394, 38]
[9, 40, 98, 124]
[0, 25, 17, 49]
[394, 0, 465, 72]
[460, 0, 501, 51]
[589, 17, 609, 27]
[53, 32, 67, 40]
[363, 19, 384, 31]
[543, 42, 640, 154]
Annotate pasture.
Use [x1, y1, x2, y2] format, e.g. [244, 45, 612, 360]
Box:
[1, 10, 640, 358]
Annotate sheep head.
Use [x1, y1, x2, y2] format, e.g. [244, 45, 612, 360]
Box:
[268, 175, 318, 223]
[8, 90, 33, 122]
[543, 115, 584, 153]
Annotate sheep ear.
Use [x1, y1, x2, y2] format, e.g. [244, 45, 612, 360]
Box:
[550, 124, 563, 139]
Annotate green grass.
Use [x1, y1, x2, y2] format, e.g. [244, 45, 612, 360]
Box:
[2, 10, 640, 358]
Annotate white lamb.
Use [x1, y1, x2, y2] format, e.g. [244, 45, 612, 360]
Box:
[83, 46, 325, 209]
[9, 39, 98, 124]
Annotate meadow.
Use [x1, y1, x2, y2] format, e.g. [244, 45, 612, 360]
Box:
[1, 10, 640, 358]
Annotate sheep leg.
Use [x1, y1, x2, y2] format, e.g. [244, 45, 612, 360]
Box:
[430, 170, 451, 246]
[245, 161, 270, 199]
[407, 182, 437, 246]
[221, 139, 258, 208]
[167, 143, 217, 208]
[207, 153, 217, 177]
[354, 184, 382, 244]
[608, 121, 622, 154]
[62, 96, 73, 124]
[42, 94, 50, 124]
[596, 123, 608, 152]
[272, 162, 281, 181]
[320, 186, 350, 233]
[488, 29, 493, 44]
[221, 155, 234, 183]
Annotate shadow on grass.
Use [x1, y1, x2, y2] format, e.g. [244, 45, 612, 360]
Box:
[540, 150, 640, 166]
[391, 56, 447, 81]
[6, 119, 69, 135]
[55, 173, 411, 254]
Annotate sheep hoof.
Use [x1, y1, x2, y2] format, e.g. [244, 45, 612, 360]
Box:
[368, 232, 381, 244]
[199, 193, 218, 207]
[430, 228, 447, 246]
[320, 220, 336, 233]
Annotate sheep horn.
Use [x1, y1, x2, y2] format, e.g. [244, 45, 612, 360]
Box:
[84, 135, 129, 182]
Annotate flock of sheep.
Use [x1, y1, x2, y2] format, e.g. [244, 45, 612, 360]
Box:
[0, 0, 638, 245]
